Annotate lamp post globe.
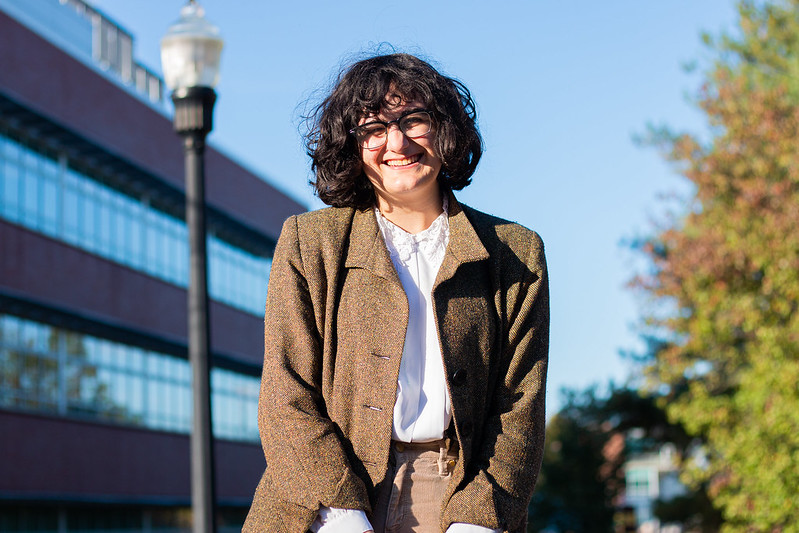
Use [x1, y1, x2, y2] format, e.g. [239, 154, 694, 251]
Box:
[162, 0, 223, 134]
[161, 0, 223, 92]
[160, 2, 223, 532]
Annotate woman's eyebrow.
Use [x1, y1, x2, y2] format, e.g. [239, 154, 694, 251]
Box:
[362, 107, 427, 125]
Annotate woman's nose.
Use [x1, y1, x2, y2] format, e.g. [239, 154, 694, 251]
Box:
[385, 123, 409, 151]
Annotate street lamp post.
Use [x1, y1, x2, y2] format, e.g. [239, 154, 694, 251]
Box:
[160, 2, 223, 532]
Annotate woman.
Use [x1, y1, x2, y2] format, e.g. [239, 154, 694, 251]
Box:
[244, 53, 549, 533]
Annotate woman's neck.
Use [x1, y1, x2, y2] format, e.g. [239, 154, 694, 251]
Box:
[376, 192, 444, 234]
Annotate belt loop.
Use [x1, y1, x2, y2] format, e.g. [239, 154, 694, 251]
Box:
[437, 438, 449, 476]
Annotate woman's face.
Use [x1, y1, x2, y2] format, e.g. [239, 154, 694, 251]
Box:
[358, 98, 442, 210]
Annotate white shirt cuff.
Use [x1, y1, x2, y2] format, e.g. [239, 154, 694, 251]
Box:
[310, 507, 373, 533]
[446, 523, 502, 533]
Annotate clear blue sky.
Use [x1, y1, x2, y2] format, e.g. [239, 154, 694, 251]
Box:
[89, 0, 739, 417]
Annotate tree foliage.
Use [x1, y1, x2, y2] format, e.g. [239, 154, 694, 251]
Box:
[632, 1, 799, 530]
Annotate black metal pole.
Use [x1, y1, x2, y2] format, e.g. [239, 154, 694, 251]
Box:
[171, 86, 217, 533]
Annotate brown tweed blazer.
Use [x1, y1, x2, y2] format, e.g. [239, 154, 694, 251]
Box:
[243, 196, 549, 533]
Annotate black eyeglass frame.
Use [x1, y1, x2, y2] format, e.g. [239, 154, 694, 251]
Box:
[349, 110, 434, 150]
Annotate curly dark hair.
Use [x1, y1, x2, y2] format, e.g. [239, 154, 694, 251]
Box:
[305, 53, 483, 209]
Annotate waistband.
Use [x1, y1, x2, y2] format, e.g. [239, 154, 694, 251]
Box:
[391, 437, 458, 453]
[390, 438, 459, 476]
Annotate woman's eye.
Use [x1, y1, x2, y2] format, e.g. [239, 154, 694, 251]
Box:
[362, 125, 385, 136]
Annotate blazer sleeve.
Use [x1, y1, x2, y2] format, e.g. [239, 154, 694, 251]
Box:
[444, 234, 549, 533]
[248, 216, 370, 530]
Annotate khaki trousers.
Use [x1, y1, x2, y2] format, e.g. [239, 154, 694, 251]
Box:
[371, 439, 459, 533]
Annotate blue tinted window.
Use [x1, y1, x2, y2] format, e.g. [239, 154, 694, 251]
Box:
[0, 132, 272, 316]
[0, 314, 259, 442]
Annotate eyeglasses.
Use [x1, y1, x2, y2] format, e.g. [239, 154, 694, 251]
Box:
[349, 110, 433, 150]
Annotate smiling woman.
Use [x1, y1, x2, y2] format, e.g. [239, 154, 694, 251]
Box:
[244, 53, 550, 533]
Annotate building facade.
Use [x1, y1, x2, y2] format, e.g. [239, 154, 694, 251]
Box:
[0, 1, 305, 530]
[623, 440, 687, 532]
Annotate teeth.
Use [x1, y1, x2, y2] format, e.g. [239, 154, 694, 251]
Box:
[386, 154, 420, 167]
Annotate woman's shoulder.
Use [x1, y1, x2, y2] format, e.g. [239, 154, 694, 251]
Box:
[273, 207, 359, 277]
[460, 203, 545, 262]
[283, 206, 357, 241]
[294, 205, 356, 224]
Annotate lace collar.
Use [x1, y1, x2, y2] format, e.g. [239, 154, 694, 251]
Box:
[375, 197, 450, 266]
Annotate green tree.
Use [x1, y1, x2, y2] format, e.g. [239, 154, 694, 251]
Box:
[632, 1, 799, 530]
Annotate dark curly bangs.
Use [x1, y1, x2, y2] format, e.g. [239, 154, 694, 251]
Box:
[305, 53, 483, 209]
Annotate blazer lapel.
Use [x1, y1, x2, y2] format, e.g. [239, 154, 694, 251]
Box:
[435, 196, 490, 287]
[344, 207, 402, 284]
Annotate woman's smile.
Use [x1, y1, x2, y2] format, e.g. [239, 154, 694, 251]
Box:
[384, 153, 422, 168]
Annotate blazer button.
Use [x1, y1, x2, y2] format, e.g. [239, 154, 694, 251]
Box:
[451, 368, 468, 386]
[460, 420, 473, 438]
